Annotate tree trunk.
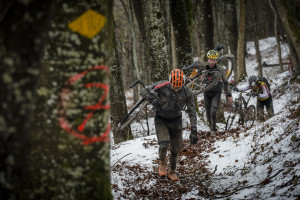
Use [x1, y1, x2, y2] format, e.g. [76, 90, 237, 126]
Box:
[237, 0, 246, 81]
[225, 0, 238, 83]
[0, 1, 53, 199]
[269, 0, 283, 73]
[170, 0, 193, 67]
[142, 0, 170, 82]
[275, 0, 300, 75]
[198, 0, 214, 61]
[250, 1, 263, 77]
[20, 1, 113, 199]
[110, 26, 133, 144]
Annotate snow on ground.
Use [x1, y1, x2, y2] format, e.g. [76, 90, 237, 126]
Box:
[111, 37, 300, 199]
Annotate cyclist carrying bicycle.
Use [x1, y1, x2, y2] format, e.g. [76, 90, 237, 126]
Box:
[234, 76, 274, 120]
[139, 69, 198, 181]
[201, 50, 232, 136]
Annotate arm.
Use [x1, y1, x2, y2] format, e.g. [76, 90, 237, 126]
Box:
[219, 65, 233, 105]
[258, 83, 270, 99]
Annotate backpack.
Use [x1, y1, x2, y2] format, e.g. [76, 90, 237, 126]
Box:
[257, 77, 271, 90]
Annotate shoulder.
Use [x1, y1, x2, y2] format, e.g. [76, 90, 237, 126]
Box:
[182, 85, 194, 96]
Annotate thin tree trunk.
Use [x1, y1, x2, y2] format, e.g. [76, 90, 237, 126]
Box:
[225, 0, 238, 83]
[237, 0, 246, 81]
[110, 24, 133, 144]
[0, 1, 53, 199]
[20, 1, 114, 199]
[275, 0, 300, 75]
[269, 0, 283, 72]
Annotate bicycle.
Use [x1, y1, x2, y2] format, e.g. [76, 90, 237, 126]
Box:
[116, 80, 157, 132]
[225, 88, 256, 130]
[183, 54, 235, 95]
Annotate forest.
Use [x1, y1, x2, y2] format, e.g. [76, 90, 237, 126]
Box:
[0, 0, 299, 199]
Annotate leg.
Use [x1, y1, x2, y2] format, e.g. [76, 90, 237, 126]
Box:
[168, 117, 182, 181]
[256, 100, 264, 121]
[210, 91, 222, 136]
[265, 97, 274, 118]
[204, 93, 212, 128]
[155, 117, 169, 176]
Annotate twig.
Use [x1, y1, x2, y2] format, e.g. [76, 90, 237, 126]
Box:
[112, 153, 132, 169]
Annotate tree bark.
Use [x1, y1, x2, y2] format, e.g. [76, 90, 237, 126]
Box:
[110, 26, 133, 144]
[237, 0, 246, 81]
[198, 0, 214, 61]
[170, 0, 193, 67]
[142, 0, 170, 82]
[269, 0, 283, 73]
[0, 1, 53, 199]
[275, 0, 300, 75]
[225, 0, 238, 82]
[20, 1, 113, 199]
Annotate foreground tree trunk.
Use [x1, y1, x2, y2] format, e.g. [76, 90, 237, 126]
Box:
[20, 1, 114, 199]
[0, 1, 53, 199]
[170, 0, 193, 67]
[236, 0, 246, 81]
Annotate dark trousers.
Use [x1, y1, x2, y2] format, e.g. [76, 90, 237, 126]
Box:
[204, 91, 222, 131]
[257, 96, 274, 120]
[155, 116, 182, 170]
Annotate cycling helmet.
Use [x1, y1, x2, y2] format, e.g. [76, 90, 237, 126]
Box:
[169, 69, 185, 88]
[248, 76, 257, 87]
[207, 50, 219, 59]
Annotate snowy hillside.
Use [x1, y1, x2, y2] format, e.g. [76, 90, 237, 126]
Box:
[110, 37, 300, 199]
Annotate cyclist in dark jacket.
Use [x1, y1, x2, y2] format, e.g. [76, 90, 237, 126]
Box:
[140, 69, 198, 181]
[202, 50, 232, 136]
[235, 75, 274, 120]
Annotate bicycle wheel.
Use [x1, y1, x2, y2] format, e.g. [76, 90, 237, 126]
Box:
[187, 71, 221, 95]
[244, 105, 255, 129]
[226, 104, 237, 130]
[116, 99, 149, 131]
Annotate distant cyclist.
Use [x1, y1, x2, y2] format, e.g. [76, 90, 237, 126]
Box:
[234, 75, 274, 120]
[140, 69, 198, 181]
[201, 50, 232, 136]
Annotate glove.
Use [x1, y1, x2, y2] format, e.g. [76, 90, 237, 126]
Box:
[251, 92, 258, 97]
[190, 130, 198, 145]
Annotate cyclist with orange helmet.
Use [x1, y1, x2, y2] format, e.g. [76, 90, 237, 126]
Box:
[140, 69, 198, 181]
[203, 50, 233, 136]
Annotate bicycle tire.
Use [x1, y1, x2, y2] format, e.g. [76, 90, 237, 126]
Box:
[244, 105, 255, 129]
[188, 71, 222, 95]
[116, 100, 149, 131]
[226, 104, 237, 130]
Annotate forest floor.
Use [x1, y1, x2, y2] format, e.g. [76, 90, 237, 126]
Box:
[111, 37, 300, 199]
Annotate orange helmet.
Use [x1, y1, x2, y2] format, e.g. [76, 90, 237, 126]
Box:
[169, 69, 185, 88]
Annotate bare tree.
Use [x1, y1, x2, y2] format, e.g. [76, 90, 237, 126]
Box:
[236, 0, 246, 81]
[169, 0, 193, 67]
[110, 26, 133, 144]
[249, 0, 263, 77]
[20, 1, 114, 199]
[0, 1, 54, 199]
[197, 0, 214, 61]
[269, 0, 283, 73]
[224, 0, 238, 82]
[275, 0, 300, 75]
